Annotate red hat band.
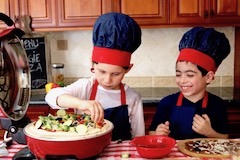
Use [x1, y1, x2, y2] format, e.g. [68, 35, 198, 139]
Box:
[177, 48, 217, 73]
[92, 46, 131, 66]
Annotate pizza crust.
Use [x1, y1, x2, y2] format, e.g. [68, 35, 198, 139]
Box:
[177, 138, 240, 158]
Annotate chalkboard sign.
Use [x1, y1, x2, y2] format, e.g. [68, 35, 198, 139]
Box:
[21, 37, 47, 89]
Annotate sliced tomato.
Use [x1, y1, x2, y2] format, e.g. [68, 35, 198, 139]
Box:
[79, 120, 86, 124]
[96, 122, 105, 128]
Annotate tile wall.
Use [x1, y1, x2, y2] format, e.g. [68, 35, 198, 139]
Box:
[44, 27, 234, 87]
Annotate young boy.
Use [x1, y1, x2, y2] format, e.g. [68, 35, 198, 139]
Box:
[45, 12, 145, 140]
[149, 27, 230, 140]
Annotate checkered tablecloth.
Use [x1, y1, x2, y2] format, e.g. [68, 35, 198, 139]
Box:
[0, 141, 28, 160]
[97, 140, 188, 160]
[97, 140, 232, 160]
[0, 140, 232, 160]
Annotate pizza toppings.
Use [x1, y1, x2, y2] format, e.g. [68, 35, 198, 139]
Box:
[185, 139, 240, 156]
[177, 138, 240, 158]
[34, 109, 105, 134]
[229, 145, 240, 160]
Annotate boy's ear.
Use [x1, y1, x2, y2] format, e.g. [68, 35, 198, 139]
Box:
[91, 62, 97, 73]
[206, 71, 215, 83]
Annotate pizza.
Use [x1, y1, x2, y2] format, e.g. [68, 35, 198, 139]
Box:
[34, 109, 105, 134]
[24, 109, 114, 140]
[177, 138, 240, 158]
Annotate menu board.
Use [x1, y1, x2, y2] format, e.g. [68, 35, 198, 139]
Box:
[21, 37, 47, 89]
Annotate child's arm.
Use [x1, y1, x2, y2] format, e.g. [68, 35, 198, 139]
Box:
[192, 114, 228, 139]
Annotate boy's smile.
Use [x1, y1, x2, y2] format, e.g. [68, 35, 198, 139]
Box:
[176, 61, 210, 103]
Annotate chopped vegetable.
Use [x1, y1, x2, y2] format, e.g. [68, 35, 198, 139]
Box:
[34, 119, 43, 129]
[57, 81, 65, 87]
[63, 119, 73, 126]
[84, 115, 91, 121]
[34, 109, 104, 133]
[121, 153, 130, 158]
[62, 125, 69, 132]
[42, 122, 52, 131]
[56, 109, 67, 117]
[76, 124, 88, 134]
[69, 127, 76, 132]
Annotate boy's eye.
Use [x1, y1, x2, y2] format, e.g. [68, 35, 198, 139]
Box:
[100, 71, 105, 74]
[176, 73, 181, 77]
[187, 74, 194, 77]
[112, 73, 120, 76]
[98, 69, 105, 74]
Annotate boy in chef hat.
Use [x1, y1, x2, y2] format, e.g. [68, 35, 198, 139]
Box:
[149, 27, 230, 139]
[45, 12, 145, 140]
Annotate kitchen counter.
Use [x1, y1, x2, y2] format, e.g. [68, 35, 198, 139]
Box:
[30, 87, 237, 105]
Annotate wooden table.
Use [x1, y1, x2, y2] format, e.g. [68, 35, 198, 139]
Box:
[0, 140, 232, 160]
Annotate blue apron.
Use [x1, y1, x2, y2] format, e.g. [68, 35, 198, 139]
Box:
[169, 91, 208, 140]
[90, 80, 131, 141]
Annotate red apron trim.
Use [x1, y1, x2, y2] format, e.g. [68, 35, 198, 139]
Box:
[90, 80, 98, 100]
[176, 91, 208, 109]
[89, 80, 126, 105]
[176, 92, 183, 106]
[202, 91, 208, 109]
[120, 83, 126, 105]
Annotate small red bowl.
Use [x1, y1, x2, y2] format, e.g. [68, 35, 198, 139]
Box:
[131, 135, 176, 159]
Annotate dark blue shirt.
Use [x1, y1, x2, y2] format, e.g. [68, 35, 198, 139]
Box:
[149, 92, 229, 139]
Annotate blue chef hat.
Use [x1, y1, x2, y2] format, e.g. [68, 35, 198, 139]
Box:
[177, 27, 230, 73]
[92, 12, 141, 66]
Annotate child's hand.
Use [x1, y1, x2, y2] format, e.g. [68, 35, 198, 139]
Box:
[192, 114, 213, 136]
[79, 100, 104, 123]
[155, 121, 170, 136]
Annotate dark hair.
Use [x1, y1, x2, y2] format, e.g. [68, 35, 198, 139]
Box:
[197, 65, 208, 76]
[176, 61, 208, 76]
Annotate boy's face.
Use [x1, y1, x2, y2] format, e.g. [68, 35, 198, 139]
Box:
[175, 61, 213, 102]
[93, 62, 130, 90]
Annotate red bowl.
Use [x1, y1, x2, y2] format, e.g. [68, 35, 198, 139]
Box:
[23, 120, 113, 159]
[131, 135, 176, 159]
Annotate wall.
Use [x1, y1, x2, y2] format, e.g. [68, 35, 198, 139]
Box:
[45, 27, 234, 87]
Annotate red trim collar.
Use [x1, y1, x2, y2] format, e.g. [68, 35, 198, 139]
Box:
[177, 91, 208, 108]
